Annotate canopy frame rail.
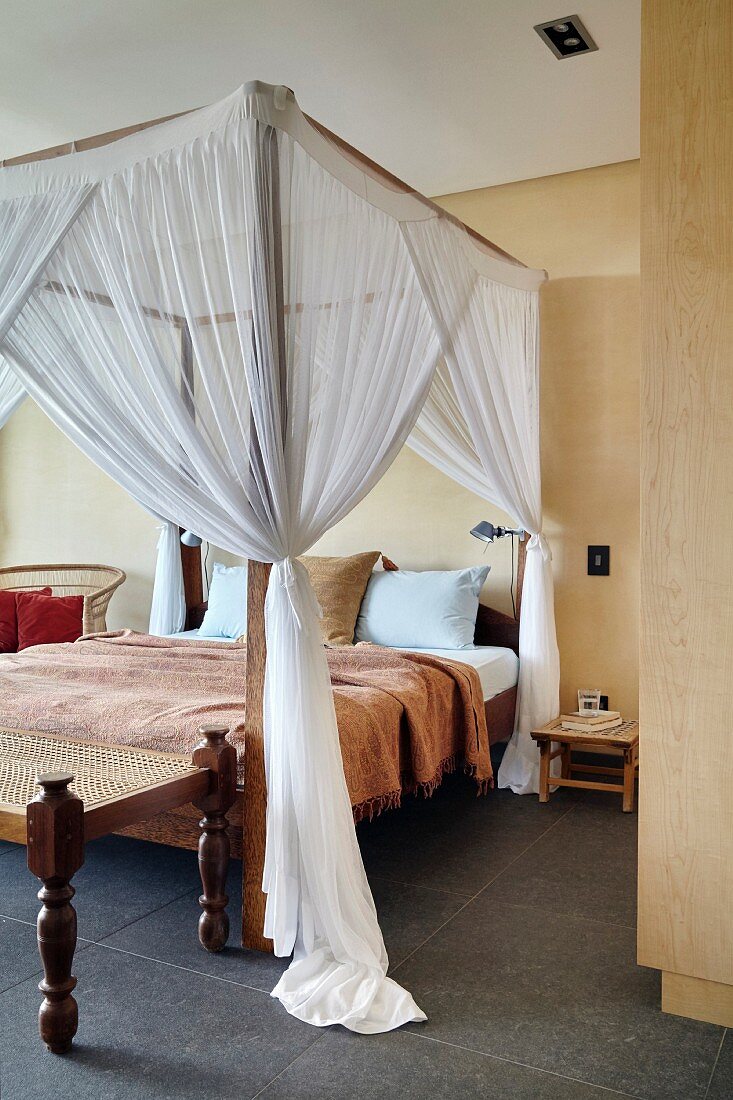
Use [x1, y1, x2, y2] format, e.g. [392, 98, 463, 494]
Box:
[0, 100, 527, 272]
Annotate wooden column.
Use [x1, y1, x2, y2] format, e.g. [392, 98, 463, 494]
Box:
[240, 120, 285, 954]
[639, 0, 733, 1025]
[178, 320, 205, 625]
[242, 559, 273, 951]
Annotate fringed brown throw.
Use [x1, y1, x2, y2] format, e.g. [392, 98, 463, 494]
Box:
[0, 631, 491, 818]
[328, 645, 492, 820]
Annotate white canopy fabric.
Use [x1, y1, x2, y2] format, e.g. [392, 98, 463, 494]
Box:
[405, 221, 560, 791]
[0, 361, 26, 428]
[148, 519, 187, 636]
[0, 82, 554, 1030]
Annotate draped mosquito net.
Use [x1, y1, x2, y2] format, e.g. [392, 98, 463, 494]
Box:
[0, 82, 558, 1031]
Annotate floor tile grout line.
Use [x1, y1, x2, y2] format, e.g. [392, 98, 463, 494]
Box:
[1, 883, 197, 942]
[704, 1027, 727, 1098]
[0, 912, 36, 929]
[89, 885, 198, 944]
[471, 800, 581, 901]
[366, 872, 472, 900]
[389, 801, 579, 976]
[0, 908, 274, 997]
[484, 897, 637, 934]
[0, 968, 45, 1000]
[249, 1033, 328, 1099]
[90, 938, 278, 997]
[410, 1031, 647, 1100]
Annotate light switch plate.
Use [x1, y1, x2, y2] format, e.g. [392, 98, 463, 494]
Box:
[588, 545, 610, 575]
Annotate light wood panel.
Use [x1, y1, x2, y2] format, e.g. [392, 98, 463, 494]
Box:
[638, 0, 733, 1017]
[662, 972, 733, 1029]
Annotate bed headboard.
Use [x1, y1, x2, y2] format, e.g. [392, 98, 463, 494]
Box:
[473, 535, 526, 655]
[181, 536, 527, 649]
[181, 536, 205, 630]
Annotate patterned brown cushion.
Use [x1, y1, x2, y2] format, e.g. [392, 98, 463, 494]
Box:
[299, 552, 381, 646]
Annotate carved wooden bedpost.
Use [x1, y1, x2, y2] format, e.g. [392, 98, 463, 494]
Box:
[178, 320, 205, 628]
[26, 772, 84, 1054]
[240, 118, 284, 955]
[192, 724, 237, 952]
[242, 560, 273, 952]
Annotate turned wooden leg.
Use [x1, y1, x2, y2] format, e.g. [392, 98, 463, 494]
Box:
[538, 740, 551, 802]
[193, 725, 237, 952]
[26, 772, 85, 1054]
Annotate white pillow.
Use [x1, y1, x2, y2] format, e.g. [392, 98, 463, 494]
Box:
[199, 563, 248, 639]
[354, 566, 490, 649]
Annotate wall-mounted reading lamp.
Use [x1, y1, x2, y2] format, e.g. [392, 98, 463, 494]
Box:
[471, 522, 525, 619]
[470, 521, 525, 544]
[180, 530, 203, 548]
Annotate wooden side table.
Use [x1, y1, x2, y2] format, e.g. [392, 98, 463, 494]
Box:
[531, 718, 640, 812]
[0, 724, 237, 1054]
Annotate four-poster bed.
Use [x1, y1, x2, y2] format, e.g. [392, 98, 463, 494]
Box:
[0, 81, 559, 1031]
[0, 556, 521, 945]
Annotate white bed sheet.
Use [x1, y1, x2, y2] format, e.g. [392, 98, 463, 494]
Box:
[167, 628, 239, 643]
[397, 645, 519, 702]
[165, 632, 518, 701]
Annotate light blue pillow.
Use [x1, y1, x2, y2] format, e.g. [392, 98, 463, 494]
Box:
[355, 566, 490, 649]
[199, 563, 248, 639]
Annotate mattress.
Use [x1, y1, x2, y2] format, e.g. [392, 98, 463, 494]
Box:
[167, 631, 518, 702]
[397, 645, 519, 702]
[167, 628, 238, 643]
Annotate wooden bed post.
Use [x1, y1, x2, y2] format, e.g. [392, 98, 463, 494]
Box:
[241, 121, 285, 954]
[178, 321, 205, 627]
[180, 536, 203, 625]
[516, 534, 527, 619]
[242, 559, 273, 952]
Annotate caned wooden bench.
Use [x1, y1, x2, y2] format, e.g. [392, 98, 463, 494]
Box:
[0, 724, 236, 1054]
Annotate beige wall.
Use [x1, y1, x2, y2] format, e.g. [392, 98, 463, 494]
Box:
[435, 161, 640, 716]
[0, 160, 639, 717]
[0, 399, 160, 632]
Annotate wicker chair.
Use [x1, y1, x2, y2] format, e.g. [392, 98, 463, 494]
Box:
[0, 564, 126, 634]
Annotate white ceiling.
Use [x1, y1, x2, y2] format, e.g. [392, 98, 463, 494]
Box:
[1, 0, 639, 196]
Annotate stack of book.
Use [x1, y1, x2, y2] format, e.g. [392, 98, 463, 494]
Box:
[560, 710, 622, 733]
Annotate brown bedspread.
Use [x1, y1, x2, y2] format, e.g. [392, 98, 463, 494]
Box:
[0, 631, 491, 819]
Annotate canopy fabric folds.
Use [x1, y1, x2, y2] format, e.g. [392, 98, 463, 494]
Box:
[148, 519, 187, 636]
[404, 219, 560, 791]
[0, 361, 25, 428]
[0, 81, 556, 1030]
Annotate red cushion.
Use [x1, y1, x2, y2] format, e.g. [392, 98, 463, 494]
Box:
[0, 588, 53, 653]
[16, 592, 84, 651]
[0, 591, 18, 653]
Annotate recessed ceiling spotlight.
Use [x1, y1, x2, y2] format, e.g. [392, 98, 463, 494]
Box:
[534, 15, 598, 59]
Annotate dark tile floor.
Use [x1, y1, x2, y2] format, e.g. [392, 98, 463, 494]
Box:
[0, 772, 728, 1099]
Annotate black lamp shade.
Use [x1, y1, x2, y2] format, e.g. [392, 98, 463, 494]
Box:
[470, 521, 497, 543]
